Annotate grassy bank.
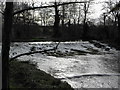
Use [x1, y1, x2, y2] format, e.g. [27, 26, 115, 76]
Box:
[9, 60, 73, 89]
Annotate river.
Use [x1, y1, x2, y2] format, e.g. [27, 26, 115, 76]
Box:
[9, 40, 120, 88]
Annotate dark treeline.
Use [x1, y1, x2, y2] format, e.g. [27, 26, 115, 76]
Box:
[9, 1, 119, 44]
[11, 21, 119, 43]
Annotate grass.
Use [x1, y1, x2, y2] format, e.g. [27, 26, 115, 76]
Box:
[9, 60, 74, 89]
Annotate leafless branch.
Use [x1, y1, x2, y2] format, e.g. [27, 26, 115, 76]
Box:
[10, 42, 60, 61]
[10, 48, 55, 61]
[13, 1, 88, 15]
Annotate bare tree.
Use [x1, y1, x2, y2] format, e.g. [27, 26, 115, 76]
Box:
[77, 5, 82, 24]
[102, 0, 119, 26]
[82, 0, 93, 40]
[110, 1, 120, 43]
[53, 2, 61, 38]
[61, 4, 65, 26]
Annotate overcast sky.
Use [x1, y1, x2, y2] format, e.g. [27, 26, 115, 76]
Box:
[32, 0, 110, 19]
[3, 0, 110, 19]
[3, 0, 116, 19]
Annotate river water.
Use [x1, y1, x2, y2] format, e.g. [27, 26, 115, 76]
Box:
[9, 41, 120, 88]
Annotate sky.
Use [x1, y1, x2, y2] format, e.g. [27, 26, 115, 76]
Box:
[89, 0, 106, 19]
[1, 0, 115, 19]
[32, 0, 109, 19]
[1, 0, 111, 19]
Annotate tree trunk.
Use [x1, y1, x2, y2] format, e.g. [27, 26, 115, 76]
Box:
[77, 5, 81, 24]
[117, 13, 120, 28]
[103, 14, 109, 39]
[53, 2, 60, 38]
[103, 14, 106, 27]
[62, 5, 65, 27]
[82, 3, 87, 40]
[118, 14, 120, 44]
[114, 14, 117, 26]
[2, 2, 13, 89]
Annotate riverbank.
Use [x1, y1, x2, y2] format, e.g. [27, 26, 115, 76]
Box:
[9, 60, 73, 89]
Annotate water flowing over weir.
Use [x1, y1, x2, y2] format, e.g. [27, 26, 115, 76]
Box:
[9, 40, 120, 88]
